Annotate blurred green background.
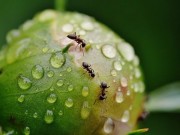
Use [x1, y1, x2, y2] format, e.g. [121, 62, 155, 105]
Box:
[0, 0, 179, 134]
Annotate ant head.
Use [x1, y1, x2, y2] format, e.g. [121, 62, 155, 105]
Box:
[81, 41, 86, 47]
[91, 72, 95, 78]
[67, 33, 76, 39]
[100, 82, 108, 88]
[82, 62, 89, 68]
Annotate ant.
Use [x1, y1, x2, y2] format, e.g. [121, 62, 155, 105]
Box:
[82, 62, 95, 78]
[99, 82, 110, 100]
[67, 32, 86, 54]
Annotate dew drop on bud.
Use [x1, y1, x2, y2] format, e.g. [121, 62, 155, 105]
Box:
[82, 86, 89, 97]
[31, 65, 44, 79]
[24, 126, 30, 135]
[121, 110, 130, 123]
[18, 95, 25, 103]
[44, 110, 54, 124]
[57, 79, 64, 87]
[81, 101, 90, 119]
[18, 75, 32, 90]
[65, 98, 73, 108]
[102, 45, 116, 58]
[50, 52, 65, 68]
[47, 93, 57, 104]
[103, 118, 114, 134]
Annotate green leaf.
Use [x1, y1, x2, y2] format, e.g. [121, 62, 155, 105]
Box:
[145, 82, 180, 112]
[128, 128, 149, 135]
[55, 0, 68, 11]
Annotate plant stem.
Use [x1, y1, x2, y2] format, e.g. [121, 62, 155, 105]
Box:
[55, 0, 68, 12]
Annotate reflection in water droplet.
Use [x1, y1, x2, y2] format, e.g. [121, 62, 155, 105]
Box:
[66, 67, 72, 72]
[18, 95, 25, 103]
[103, 118, 114, 134]
[32, 65, 44, 79]
[121, 77, 128, 87]
[47, 71, 54, 78]
[58, 110, 63, 116]
[81, 101, 90, 119]
[68, 85, 73, 91]
[24, 127, 30, 135]
[33, 112, 38, 118]
[62, 24, 74, 33]
[47, 93, 57, 103]
[42, 47, 48, 53]
[50, 52, 65, 68]
[82, 86, 89, 97]
[102, 45, 116, 58]
[44, 110, 54, 124]
[65, 98, 73, 108]
[81, 21, 94, 31]
[121, 110, 130, 123]
[57, 80, 64, 87]
[18, 75, 32, 90]
[115, 90, 123, 103]
[111, 70, 117, 76]
[114, 61, 122, 71]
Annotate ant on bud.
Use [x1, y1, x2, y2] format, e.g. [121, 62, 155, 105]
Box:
[82, 62, 95, 78]
[99, 82, 110, 100]
[67, 32, 86, 55]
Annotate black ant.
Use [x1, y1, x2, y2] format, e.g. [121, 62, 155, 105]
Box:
[82, 62, 95, 78]
[67, 32, 86, 54]
[99, 82, 110, 100]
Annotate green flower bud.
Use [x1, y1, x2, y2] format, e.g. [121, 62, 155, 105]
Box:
[0, 10, 145, 135]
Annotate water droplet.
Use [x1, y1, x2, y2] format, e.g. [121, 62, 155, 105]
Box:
[68, 85, 74, 91]
[47, 93, 57, 103]
[58, 110, 63, 116]
[81, 21, 94, 31]
[114, 61, 122, 71]
[22, 20, 34, 31]
[81, 101, 90, 119]
[133, 56, 140, 66]
[96, 44, 101, 49]
[117, 42, 135, 61]
[18, 75, 32, 90]
[115, 90, 123, 103]
[59, 73, 63, 76]
[134, 68, 141, 78]
[126, 90, 131, 96]
[38, 10, 56, 22]
[110, 70, 117, 76]
[121, 77, 128, 87]
[18, 95, 25, 103]
[50, 52, 65, 68]
[50, 87, 54, 91]
[47, 70, 54, 77]
[42, 47, 49, 53]
[65, 98, 73, 108]
[6, 29, 20, 43]
[121, 110, 130, 123]
[103, 118, 114, 134]
[57, 79, 64, 87]
[24, 127, 30, 135]
[102, 45, 116, 58]
[31, 65, 44, 79]
[82, 86, 89, 97]
[66, 67, 72, 72]
[33, 112, 38, 118]
[62, 24, 74, 33]
[44, 110, 54, 124]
